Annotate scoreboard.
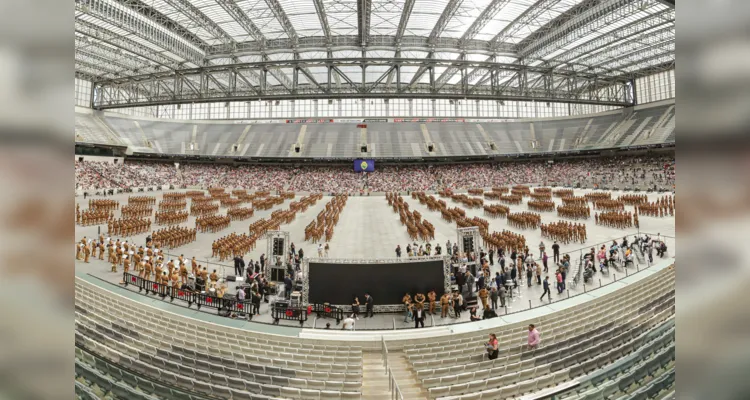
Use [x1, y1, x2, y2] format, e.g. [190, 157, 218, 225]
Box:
[354, 159, 375, 172]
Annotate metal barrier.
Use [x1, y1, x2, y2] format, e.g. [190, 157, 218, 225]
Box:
[311, 303, 344, 324]
[271, 304, 309, 326]
[122, 272, 245, 315]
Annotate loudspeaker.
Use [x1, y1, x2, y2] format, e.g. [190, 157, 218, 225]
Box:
[428, 143, 434, 152]
[463, 236, 474, 253]
[360, 144, 367, 153]
[295, 145, 300, 153]
[226, 275, 237, 282]
[271, 267, 286, 282]
[272, 238, 285, 256]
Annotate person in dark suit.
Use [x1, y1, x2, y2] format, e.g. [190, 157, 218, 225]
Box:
[260, 254, 265, 270]
[552, 241, 560, 263]
[233, 256, 241, 276]
[456, 270, 466, 294]
[284, 275, 293, 299]
[364, 293, 374, 318]
[414, 304, 425, 328]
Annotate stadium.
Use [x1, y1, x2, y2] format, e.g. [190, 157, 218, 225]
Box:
[74, 0, 675, 399]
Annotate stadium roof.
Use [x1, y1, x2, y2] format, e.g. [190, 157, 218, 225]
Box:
[75, 0, 675, 109]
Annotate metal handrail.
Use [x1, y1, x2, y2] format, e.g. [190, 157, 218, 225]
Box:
[381, 336, 388, 370]
[388, 367, 404, 400]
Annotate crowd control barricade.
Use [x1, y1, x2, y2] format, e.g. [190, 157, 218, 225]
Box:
[312, 303, 344, 324]
[272, 304, 309, 326]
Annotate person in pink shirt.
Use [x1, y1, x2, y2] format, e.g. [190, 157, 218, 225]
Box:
[527, 324, 540, 349]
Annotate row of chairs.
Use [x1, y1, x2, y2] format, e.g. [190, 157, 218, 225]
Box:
[75, 312, 360, 392]
[76, 347, 273, 400]
[76, 326, 361, 400]
[429, 302, 674, 400]
[560, 333, 675, 400]
[433, 311, 674, 400]
[75, 281, 363, 372]
[74, 298, 362, 367]
[415, 268, 674, 398]
[411, 268, 674, 373]
[75, 280, 361, 353]
[407, 266, 672, 356]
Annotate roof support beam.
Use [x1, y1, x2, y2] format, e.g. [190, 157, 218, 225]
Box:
[576, 28, 674, 69]
[395, 0, 415, 45]
[358, 0, 372, 46]
[218, 0, 294, 91]
[491, 0, 564, 47]
[366, 65, 396, 93]
[298, 66, 328, 93]
[434, 0, 512, 89]
[331, 66, 359, 92]
[429, 0, 464, 41]
[520, 0, 643, 60]
[600, 42, 674, 72]
[215, 0, 266, 45]
[547, 9, 674, 66]
[75, 19, 178, 69]
[264, 0, 299, 43]
[161, 0, 235, 46]
[75, 37, 156, 74]
[460, 0, 512, 46]
[312, 0, 332, 44]
[91, 57, 632, 109]
[76, 0, 205, 65]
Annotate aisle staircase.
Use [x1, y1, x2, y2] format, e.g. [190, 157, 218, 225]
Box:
[362, 350, 428, 400]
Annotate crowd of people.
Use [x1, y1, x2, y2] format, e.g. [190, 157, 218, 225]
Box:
[75, 155, 675, 193]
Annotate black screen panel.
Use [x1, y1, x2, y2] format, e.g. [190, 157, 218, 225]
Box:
[308, 260, 445, 306]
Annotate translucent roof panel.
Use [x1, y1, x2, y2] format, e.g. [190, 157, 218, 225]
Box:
[76, 0, 674, 90]
[322, 0, 359, 37]
[441, 0, 494, 39]
[278, 0, 323, 37]
[404, 0, 451, 37]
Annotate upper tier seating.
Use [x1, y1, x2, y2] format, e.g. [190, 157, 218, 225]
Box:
[76, 102, 675, 157]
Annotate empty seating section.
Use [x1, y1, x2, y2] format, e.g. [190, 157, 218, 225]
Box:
[103, 117, 152, 152]
[534, 117, 589, 153]
[92, 102, 674, 157]
[250, 125, 299, 157]
[199, 123, 246, 155]
[613, 106, 671, 148]
[482, 121, 529, 154]
[76, 112, 121, 145]
[557, 322, 675, 400]
[367, 123, 425, 157]
[404, 266, 674, 399]
[425, 123, 488, 156]
[75, 279, 363, 399]
[301, 124, 359, 158]
[577, 114, 623, 150]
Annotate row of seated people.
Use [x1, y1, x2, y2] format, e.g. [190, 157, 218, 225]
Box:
[75, 155, 676, 192]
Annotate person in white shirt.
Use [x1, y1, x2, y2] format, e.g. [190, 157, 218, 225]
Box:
[318, 244, 323, 258]
[342, 317, 355, 330]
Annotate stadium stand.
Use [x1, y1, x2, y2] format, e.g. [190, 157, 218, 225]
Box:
[409, 267, 674, 399]
[75, 278, 364, 400]
[74, 261, 673, 400]
[79, 102, 674, 158]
